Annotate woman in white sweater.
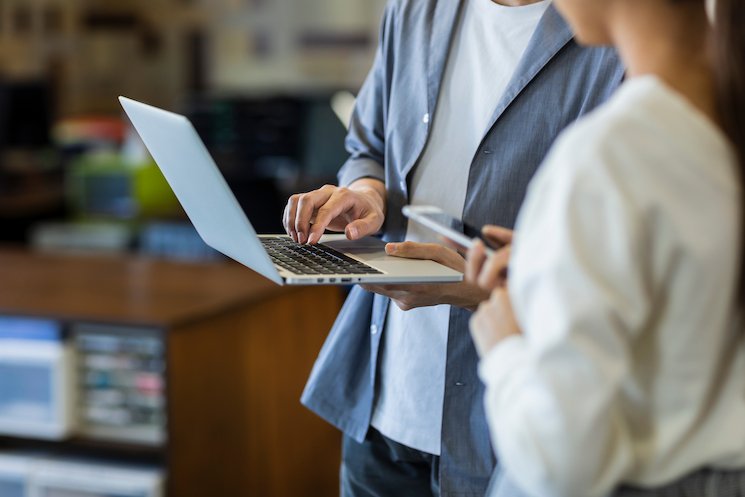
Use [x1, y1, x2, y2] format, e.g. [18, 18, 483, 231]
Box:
[466, 0, 745, 496]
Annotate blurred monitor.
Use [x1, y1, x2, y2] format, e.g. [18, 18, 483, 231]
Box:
[0, 452, 35, 497]
[0, 317, 74, 441]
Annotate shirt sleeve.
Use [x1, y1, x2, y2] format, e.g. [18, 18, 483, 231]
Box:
[478, 136, 652, 497]
[336, 3, 395, 188]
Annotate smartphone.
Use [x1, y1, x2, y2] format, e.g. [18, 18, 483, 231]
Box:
[402, 205, 498, 256]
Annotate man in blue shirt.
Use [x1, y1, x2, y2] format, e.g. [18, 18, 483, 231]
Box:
[283, 0, 624, 495]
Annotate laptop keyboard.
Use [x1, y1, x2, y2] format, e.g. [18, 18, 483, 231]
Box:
[261, 237, 382, 276]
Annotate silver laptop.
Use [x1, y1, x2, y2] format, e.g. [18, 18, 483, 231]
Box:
[119, 97, 463, 286]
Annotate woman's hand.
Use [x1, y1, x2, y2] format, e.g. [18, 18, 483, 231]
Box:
[360, 241, 490, 311]
[469, 287, 522, 357]
[465, 226, 514, 291]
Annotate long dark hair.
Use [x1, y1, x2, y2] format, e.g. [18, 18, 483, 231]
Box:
[713, 0, 745, 299]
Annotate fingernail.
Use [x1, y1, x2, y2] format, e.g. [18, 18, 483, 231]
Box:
[386, 243, 398, 254]
[298, 232, 306, 244]
[348, 227, 358, 239]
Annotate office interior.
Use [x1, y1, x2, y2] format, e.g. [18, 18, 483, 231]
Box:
[0, 0, 386, 495]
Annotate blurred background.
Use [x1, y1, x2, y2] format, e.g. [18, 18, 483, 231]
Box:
[0, 0, 385, 495]
[0, 0, 386, 251]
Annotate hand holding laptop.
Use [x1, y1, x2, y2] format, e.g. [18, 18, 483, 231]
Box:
[356, 222, 512, 312]
[359, 241, 491, 312]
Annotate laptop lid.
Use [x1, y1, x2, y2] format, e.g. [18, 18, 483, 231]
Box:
[119, 96, 283, 285]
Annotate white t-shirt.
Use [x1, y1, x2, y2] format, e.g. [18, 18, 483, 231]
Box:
[480, 76, 745, 496]
[371, 0, 551, 456]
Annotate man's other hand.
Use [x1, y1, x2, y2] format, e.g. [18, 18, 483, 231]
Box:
[361, 242, 490, 312]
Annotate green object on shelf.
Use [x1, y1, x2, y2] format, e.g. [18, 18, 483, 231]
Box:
[67, 151, 179, 220]
[134, 161, 181, 217]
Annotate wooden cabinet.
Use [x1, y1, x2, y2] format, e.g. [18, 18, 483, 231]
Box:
[0, 249, 343, 496]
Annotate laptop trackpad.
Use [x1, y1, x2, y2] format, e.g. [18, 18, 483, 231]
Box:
[320, 235, 389, 261]
[320, 235, 443, 265]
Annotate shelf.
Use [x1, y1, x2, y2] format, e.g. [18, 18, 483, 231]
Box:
[0, 435, 166, 466]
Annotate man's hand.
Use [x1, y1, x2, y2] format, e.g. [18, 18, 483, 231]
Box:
[469, 288, 521, 358]
[361, 242, 490, 312]
[465, 225, 514, 291]
[283, 179, 387, 245]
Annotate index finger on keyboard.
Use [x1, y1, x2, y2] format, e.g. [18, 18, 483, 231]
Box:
[294, 187, 335, 244]
[308, 192, 359, 244]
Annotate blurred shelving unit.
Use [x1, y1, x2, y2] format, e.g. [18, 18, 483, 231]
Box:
[0, 0, 209, 115]
[203, 0, 387, 93]
[0, 0, 383, 241]
[0, 0, 387, 115]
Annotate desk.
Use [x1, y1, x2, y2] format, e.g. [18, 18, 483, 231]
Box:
[0, 249, 344, 496]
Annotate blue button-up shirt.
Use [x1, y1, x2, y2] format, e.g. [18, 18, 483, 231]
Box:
[301, 1, 625, 495]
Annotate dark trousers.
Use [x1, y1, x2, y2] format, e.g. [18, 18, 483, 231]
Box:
[341, 427, 440, 497]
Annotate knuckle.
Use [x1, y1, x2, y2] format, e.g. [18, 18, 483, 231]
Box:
[297, 196, 311, 209]
[336, 189, 352, 202]
[314, 205, 330, 222]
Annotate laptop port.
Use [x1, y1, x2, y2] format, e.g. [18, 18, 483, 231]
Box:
[318, 278, 324, 283]
[329, 278, 336, 283]
[341, 278, 352, 283]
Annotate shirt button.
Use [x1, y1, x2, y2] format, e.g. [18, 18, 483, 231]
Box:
[399, 180, 405, 190]
[423, 113, 430, 124]
[370, 324, 379, 335]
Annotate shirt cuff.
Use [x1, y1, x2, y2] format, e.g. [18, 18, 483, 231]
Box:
[478, 335, 529, 389]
